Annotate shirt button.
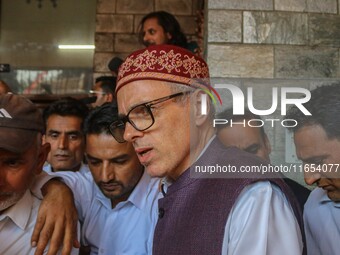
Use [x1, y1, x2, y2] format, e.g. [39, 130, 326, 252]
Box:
[158, 208, 165, 218]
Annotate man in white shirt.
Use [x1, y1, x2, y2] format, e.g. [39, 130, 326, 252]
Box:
[216, 108, 310, 210]
[50, 103, 160, 254]
[109, 44, 305, 255]
[42, 98, 89, 173]
[0, 94, 78, 255]
[287, 84, 340, 255]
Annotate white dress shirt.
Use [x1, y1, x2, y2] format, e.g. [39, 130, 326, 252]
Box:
[161, 135, 303, 255]
[50, 170, 160, 255]
[222, 181, 303, 255]
[304, 187, 340, 255]
[0, 190, 78, 255]
[43, 162, 90, 174]
[0, 191, 44, 255]
[98, 171, 161, 255]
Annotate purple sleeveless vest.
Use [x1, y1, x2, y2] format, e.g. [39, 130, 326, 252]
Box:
[153, 138, 305, 255]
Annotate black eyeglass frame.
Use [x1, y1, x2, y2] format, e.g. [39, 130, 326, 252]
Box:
[109, 91, 191, 143]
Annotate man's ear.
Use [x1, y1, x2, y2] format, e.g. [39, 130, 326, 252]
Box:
[191, 90, 211, 126]
[106, 93, 114, 103]
[42, 134, 46, 144]
[35, 143, 50, 175]
[166, 32, 172, 41]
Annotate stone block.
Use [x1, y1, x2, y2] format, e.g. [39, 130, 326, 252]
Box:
[115, 34, 142, 53]
[95, 33, 114, 52]
[93, 52, 114, 72]
[134, 15, 144, 33]
[177, 16, 197, 35]
[207, 44, 274, 78]
[244, 12, 308, 45]
[97, 0, 116, 13]
[274, 0, 306, 12]
[309, 14, 340, 47]
[307, 0, 337, 13]
[116, 0, 153, 14]
[96, 14, 133, 33]
[208, 0, 273, 11]
[156, 0, 192, 15]
[208, 10, 242, 43]
[275, 46, 339, 78]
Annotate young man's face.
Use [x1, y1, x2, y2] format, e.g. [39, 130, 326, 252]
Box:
[85, 133, 143, 205]
[142, 17, 171, 47]
[294, 124, 340, 201]
[43, 115, 85, 172]
[217, 125, 271, 162]
[0, 139, 48, 212]
[117, 80, 191, 180]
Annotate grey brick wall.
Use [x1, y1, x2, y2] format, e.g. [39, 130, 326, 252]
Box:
[93, 0, 340, 185]
[205, 0, 340, 185]
[93, 0, 200, 75]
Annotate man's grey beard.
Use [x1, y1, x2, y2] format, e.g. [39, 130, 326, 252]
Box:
[0, 192, 25, 212]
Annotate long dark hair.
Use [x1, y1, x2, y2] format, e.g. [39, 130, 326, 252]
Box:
[138, 11, 188, 49]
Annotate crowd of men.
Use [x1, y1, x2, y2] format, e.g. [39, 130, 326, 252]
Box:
[0, 10, 339, 255]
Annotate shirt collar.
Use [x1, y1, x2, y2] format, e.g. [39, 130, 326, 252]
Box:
[319, 189, 340, 208]
[95, 170, 155, 211]
[196, 135, 216, 161]
[124, 170, 152, 210]
[0, 190, 33, 230]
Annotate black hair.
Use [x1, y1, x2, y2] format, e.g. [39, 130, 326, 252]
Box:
[83, 103, 119, 136]
[138, 11, 188, 49]
[108, 57, 124, 74]
[94, 76, 117, 95]
[286, 83, 340, 139]
[43, 97, 89, 129]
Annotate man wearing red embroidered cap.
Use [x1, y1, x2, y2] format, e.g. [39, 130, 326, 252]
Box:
[110, 44, 305, 255]
[0, 94, 78, 255]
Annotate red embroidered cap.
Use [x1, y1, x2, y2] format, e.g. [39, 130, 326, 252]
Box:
[116, 45, 210, 93]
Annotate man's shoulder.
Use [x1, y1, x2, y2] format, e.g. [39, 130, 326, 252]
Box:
[0, 192, 42, 255]
[135, 171, 161, 197]
[305, 187, 340, 213]
[207, 138, 266, 166]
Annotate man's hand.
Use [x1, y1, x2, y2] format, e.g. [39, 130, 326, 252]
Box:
[31, 179, 80, 255]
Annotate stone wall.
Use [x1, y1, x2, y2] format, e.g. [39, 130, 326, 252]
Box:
[206, 0, 340, 184]
[93, 0, 340, 184]
[207, 0, 340, 79]
[93, 0, 202, 77]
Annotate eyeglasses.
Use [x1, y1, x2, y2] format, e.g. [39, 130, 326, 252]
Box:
[109, 91, 191, 143]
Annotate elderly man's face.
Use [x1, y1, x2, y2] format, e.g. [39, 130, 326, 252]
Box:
[0, 139, 48, 212]
[117, 80, 191, 180]
[294, 124, 340, 202]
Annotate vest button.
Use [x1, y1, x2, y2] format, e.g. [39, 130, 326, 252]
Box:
[158, 208, 165, 218]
